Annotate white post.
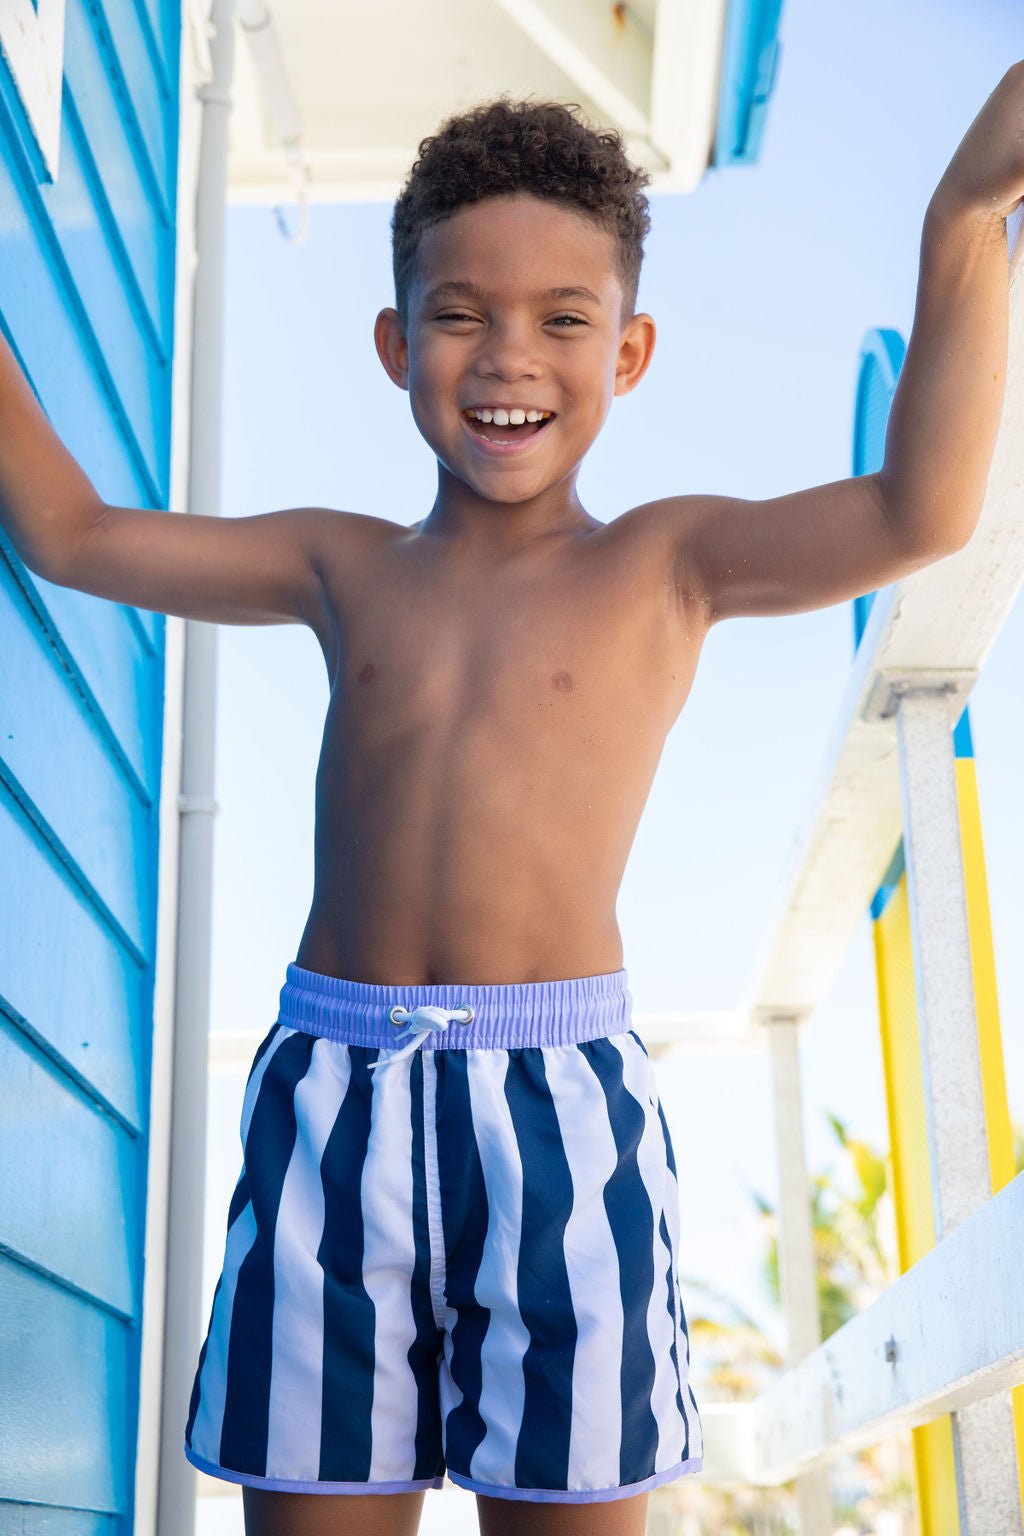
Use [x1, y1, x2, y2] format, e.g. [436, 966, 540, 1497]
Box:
[768, 1015, 833, 1535]
[156, 1, 235, 1532]
[896, 686, 1022, 1534]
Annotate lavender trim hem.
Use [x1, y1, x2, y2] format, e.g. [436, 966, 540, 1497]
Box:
[183, 1442, 446, 1494]
[446, 1456, 704, 1504]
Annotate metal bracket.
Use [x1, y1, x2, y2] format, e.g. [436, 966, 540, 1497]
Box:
[860, 668, 978, 725]
[177, 794, 220, 816]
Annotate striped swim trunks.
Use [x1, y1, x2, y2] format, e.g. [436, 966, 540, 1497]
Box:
[183, 962, 703, 1502]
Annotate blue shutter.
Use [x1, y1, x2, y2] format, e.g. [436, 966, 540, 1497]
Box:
[0, 0, 180, 1528]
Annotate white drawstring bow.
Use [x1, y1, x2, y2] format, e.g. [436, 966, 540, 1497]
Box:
[368, 1003, 474, 1070]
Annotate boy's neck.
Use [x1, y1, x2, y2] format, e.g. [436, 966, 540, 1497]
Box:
[416, 463, 602, 556]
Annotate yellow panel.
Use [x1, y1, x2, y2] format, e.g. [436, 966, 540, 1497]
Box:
[874, 887, 960, 1534]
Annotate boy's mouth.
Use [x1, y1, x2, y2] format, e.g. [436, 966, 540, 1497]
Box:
[461, 406, 556, 448]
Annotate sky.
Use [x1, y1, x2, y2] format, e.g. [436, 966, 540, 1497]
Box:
[196, 1, 1024, 1525]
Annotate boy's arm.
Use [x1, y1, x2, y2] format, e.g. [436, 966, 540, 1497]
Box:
[666, 63, 1020, 629]
[0, 329, 335, 634]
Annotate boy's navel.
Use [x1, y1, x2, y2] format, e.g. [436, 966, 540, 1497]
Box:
[551, 669, 574, 693]
[357, 661, 376, 685]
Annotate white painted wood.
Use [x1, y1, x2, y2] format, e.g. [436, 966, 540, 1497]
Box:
[132, 5, 208, 1531]
[0, 0, 66, 178]
[651, 0, 728, 192]
[768, 1018, 833, 1531]
[155, 2, 235, 1532]
[896, 687, 1023, 1532]
[222, 0, 730, 203]
[489, 0, 650, 139]
[697, 1172, 1024, 1485]
[896, 689, 991, 1236]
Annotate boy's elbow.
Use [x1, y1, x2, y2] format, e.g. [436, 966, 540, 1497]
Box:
[35, 500, 109, 587]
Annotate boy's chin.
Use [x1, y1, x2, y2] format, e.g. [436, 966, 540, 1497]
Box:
[437, 455, 564, 504]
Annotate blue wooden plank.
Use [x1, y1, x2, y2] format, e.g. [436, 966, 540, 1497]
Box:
[0, 564, 153, 957]
[0, 149, 164, 513]
[0, 1019, 138, 1315]
[29, 103, 169, 505]
[0, 789, 147, 1130]
[84, 0, 176, 221]
[2, 539, 165, 800]
[0, 1506, 114, 1536]
[63, 0, 176, 354]
[134, 0, 181, 105]
[0, 1257, 128, 1511]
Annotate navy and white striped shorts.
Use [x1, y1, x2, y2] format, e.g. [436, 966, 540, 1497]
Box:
[184, 962, 703, 1503]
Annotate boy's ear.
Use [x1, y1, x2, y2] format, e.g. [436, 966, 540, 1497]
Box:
[613, 312, 656, 398]
[374, 308, 409, 390]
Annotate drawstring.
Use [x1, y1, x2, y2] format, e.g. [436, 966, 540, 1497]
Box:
[367, 1002, 475, 1071]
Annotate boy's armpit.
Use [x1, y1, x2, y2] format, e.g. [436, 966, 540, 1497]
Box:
[650, 475, 962, 627]
[53, 501, 351, 638]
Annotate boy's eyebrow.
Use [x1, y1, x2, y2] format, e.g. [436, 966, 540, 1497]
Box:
[423, 279, 602, 306]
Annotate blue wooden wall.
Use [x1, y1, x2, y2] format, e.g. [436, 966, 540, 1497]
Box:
[0, 0, 181, 1529]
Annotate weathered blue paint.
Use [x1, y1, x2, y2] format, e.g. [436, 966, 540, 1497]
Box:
[714, 0, 786, 167]
[0, 0, 180, 1527]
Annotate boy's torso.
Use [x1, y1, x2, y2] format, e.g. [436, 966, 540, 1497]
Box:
[295, 501, 708, 985]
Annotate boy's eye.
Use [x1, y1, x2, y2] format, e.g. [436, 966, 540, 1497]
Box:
[435, 312, 586, 328]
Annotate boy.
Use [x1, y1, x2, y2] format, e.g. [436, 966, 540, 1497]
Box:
[0, 70, 1018, 1535]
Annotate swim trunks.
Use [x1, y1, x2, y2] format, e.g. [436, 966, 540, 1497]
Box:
[183, 963, 703, 1502]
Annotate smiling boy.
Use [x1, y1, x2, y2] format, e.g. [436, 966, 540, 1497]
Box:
[1, 76, 1019, 1536]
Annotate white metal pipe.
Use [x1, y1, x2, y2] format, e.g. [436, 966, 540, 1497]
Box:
[896, 686, 1022, 1534]
[155, 1, 235, 1531]
[236, 0, 310, 243]
[767, 1016, 833, 1533]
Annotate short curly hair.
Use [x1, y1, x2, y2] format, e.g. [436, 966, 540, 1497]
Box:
[390, 97, 652, 331]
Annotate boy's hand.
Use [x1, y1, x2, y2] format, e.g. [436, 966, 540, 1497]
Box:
[930, 60, 1024, 226]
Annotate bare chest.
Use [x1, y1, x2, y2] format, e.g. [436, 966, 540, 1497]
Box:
[319, 531, 702, 759]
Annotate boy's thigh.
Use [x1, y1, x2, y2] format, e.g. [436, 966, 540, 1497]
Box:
[476, 1490, 650, 1536]
[242, 1485, 427, 1536]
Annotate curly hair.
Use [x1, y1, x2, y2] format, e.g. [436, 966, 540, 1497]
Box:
[390, 97, 652, 330]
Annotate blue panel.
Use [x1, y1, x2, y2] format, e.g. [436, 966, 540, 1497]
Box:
[62, 0, 175, 352]
[0, 174, 162, 511]
[2, 534, 162, 794]
[0, 1257, 128, 1511]
[83, 0, 176, 222]
[714, 0, 786, 166]
[0, 787, 146, 1130]
[851, 328, 906, 650]
[0, 0, 180, 1519]
[0, 1507, 114, 1536]
[953, 706, 974, 759]
[3, 542, 165, 798]
[0, 1018, 139, 1314]
[0, 559, 153, 955]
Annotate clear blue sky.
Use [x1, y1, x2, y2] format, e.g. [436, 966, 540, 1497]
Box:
[202, 0, 1024, 1381]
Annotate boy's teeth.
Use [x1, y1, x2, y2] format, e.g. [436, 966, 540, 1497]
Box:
[467, 407, 552, 425]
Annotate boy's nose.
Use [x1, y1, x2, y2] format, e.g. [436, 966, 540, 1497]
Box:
[474, 328, 544, 379]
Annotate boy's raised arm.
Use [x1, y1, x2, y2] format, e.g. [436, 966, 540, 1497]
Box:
[0, 329, 335, 633]
[668, 62, 1021, 629]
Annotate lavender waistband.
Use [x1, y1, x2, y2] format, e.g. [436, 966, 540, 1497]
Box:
[276, 962, 635, 1050]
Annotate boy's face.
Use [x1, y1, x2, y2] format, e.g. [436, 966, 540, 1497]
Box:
[375, 193, 655, 509]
